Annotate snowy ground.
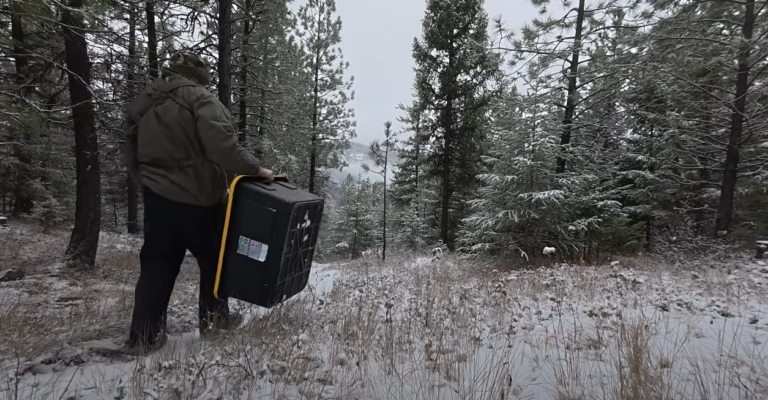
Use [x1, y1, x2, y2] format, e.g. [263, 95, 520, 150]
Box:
[1, 224, 768, 400]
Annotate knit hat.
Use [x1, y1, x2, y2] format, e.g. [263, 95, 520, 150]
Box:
[163, 51, 211, 86]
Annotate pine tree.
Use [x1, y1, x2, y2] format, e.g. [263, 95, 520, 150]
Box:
[1, 0, 68, 219]
[218, 0, 233, 109]
[362, 121, 397, 261]
[236, 0, 310, 166]
[125, 3, 139, 234]
[713, 0, 761, 235]
[632, 0, 768, 240]
[8, 0, 34, 216]
[296, 0, 356, 195]
[459, 61, 570, 258]
[62, 0, 101, 268]
[391, 101, 436, 249]
[411, 0, 502, 250]
[326, 174, 380, 258]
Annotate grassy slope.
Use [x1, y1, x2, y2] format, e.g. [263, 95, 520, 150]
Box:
[1, 223, 767, 400]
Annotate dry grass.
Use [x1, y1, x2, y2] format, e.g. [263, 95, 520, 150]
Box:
[0, 221, 69, 274]
[1, 226, 768, 399]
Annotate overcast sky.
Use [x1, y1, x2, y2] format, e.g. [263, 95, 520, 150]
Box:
[291, 0, 538, 145]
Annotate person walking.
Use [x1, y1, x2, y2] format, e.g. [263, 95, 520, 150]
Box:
[123, 51, 274, 354]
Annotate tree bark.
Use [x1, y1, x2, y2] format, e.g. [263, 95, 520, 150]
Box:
[11, 155, 33, 216]
[715, 0, 755, 235]
[11, 0, 30, 96]
[238, 0, 250, 144]
[309, 49, 321, 194]
[555, 0, 585, 174]
[62, 0, 101, 269]
[440, 105, 453, 250]
[10, 0, 34, 216]
[382, 135, 389, 262]
[440, 47, 456, 250]
[256, 29, 268, 157]
[218, 0, 232, 109]
[146, 1, 159, 79]
[126, 5, 139, 234]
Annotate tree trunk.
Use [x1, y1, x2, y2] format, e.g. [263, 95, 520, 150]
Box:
[62, 0, 101, 269]
[10, 0, 34, 216]
[146, 1, 159, 79]
[351, 206, 358, 259]
[238, 14, 249, 144]
[715, 0, 755, 235]
[309, 50, 321, 194]
[644, 215, 652, 250]
[256, 29, 268, 157]
[382, 140, 388, 262]
[412, 115, 422, 238]
[126, 6, 139, 234]
[218, 0, 232, 110]
[440, 46, 455, 250]
[555, 0, 585, 174]
[11, 0, 30, 96]
[440, 107, 452, 250]
[11, 148, 33, 216]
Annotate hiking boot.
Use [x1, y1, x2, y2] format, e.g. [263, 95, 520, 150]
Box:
[199, 312, 244, 337]
[91, 331, 168, 359]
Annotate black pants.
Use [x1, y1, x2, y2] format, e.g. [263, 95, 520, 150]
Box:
[128, 187, 229, 346]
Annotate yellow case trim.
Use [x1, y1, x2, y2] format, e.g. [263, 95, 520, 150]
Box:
[213, 174, 249, 300]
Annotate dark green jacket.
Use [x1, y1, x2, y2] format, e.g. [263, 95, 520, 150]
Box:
[125, 74, 261, 206]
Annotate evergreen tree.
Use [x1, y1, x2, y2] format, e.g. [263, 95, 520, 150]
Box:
[626, 0, 768, 240]
[362, 121, 397, 261]
[459, 62, 574, 259]
[62, 0, 101, 268]
[411, 0, 502, 250]
[125, 2, 139, 234]
[326, 175, 381, 259]
[1, 0, 70, 219]
[296, 0, 356, 195]
[391, 101, 437, 249]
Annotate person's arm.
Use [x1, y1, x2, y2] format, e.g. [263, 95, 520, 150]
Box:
[192, 90, 263, 176]
[124, 115, 138, 177]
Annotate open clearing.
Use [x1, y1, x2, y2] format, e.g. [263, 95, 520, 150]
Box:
[1, 224, 767, 400]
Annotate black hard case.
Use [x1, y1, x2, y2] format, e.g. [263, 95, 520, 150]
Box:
[214, 176, 324, 308]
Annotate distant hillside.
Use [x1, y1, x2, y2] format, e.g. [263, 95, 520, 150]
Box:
[327, 140, 399, 185]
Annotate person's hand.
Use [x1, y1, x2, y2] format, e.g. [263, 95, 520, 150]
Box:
[256, 167, 275, 183]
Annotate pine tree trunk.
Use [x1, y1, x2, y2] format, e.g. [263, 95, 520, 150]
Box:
[218, 0, 232, 109]
[10, 0, 34, 216]
[351, 209, 358, 259]
[126, 6, 139, 234]
[238, 15, 249, 144]
[555, 0, 585, 174]
[440, 123, 452, 250]
[11, 149, 33, 216]
[11, 0, 30, 95]
[257, 88, 267, 157]
[309, 52, 321, 194]
[695, 101, 713, 234]
[413, 119, 421, 235]
[440, 82, 455, 249]
[715, 0, 755, 235]
[62, 0, 101, 269]
[257, 23, 269, 157]
[146, 1, 159, 79]
[382, 142, 388, 262]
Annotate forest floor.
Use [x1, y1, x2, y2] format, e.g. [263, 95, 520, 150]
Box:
[1, 222, 768, 400]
